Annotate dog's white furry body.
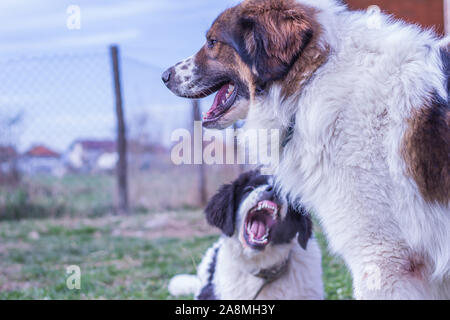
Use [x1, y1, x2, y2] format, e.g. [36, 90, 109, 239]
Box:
[244, 0, 450, 299]
[169, 237, 324, 300]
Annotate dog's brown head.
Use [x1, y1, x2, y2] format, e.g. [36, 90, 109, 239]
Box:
[162, 0, 321, 129]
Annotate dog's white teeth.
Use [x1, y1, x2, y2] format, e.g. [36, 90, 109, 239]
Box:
[224, 85, 234, 101]
[272, 208, 278, 217]
[253, 236, 268, 244]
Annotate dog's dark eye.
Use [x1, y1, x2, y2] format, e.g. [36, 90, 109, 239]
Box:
[207, 39, 218, 49]
[243, 186, 255, 194]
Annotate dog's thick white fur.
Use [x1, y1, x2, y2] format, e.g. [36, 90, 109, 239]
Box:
[243, 0, 450, 299]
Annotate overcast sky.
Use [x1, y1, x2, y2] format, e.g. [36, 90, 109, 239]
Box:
[0, 0, 239, 152]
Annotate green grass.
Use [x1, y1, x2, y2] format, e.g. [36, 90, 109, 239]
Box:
[0, 174, 115, 220]
[0, 213, 353, 300]
[0, 166, 243, 221]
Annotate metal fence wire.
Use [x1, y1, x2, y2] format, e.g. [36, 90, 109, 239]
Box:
[0, 47, 242, 220]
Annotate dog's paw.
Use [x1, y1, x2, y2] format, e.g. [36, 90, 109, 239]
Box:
[168, 274, 200, 297]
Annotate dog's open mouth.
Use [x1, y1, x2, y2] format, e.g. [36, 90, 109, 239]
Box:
[244, 200, 279, 250]
[203, 82, 237, 126]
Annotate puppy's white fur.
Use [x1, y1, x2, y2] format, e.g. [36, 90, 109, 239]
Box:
[243, 0, 450, 299]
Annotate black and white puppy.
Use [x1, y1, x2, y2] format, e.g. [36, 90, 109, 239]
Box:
[169, 170, 324, 300]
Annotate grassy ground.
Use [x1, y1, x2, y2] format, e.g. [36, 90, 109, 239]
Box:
[0, 210, 353, 300]
[0, 166, 242, 220]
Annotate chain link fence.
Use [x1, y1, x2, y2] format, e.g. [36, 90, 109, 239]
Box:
[0, 47, 243, 220]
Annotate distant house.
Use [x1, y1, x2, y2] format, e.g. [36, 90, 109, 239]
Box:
[19, 145, 64, 176]
[66, 140, 117, 173]
[66, 139, 168, 173]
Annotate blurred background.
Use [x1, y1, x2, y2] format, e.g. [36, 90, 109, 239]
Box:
[0, 0, 447, 300]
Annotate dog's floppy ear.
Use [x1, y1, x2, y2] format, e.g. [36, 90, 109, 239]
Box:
[204, 182, 236, 237]
[271, 204, 313, 250]
[290, 205, 313, 250]
[237, 0, 313, 83]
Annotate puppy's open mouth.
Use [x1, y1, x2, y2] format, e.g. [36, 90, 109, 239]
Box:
[244, 200, 279, 250]
[203, 82, 237, 127]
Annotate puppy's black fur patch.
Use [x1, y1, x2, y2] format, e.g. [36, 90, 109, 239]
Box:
[204, 170, 267, 236]
[271, 204, 313, 250]
[197, 246, 220, 300]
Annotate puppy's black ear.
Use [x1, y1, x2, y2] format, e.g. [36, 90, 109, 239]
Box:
[271, 204, 312, 250]
[204, 183, 236, 237]
[292, 205, 313, 250]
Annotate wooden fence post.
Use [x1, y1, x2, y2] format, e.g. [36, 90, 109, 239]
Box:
[110, 45, 129, 214]
[192, 100, 207, 206]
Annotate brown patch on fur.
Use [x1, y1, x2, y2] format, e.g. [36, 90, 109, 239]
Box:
[242, 0, 312, 70]
[278, 6, 329, 98]
[194, 37, 253, 84]
[223, 0, 329, 99]
[235, 56, 257, 103]
[193, 0, 329, 103]
[238, 0, 322, 84]
[194, 12, 256, 101]
[402, 93, 450, 205]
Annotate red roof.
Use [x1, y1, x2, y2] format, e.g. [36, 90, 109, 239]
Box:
[26, 145, 60, 158]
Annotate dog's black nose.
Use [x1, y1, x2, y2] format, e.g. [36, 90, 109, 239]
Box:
[162, 69, 171, 83]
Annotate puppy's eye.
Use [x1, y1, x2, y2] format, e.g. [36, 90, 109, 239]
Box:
[243, 186, 255, 194]
[207, 39, 218, 49]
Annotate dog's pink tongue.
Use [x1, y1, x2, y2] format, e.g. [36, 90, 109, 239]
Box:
[250, 220, 266, 239]
[206, 84, 229, 117]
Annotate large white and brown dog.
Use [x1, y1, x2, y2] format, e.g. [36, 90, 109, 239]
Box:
[163, 0, 449, 299]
